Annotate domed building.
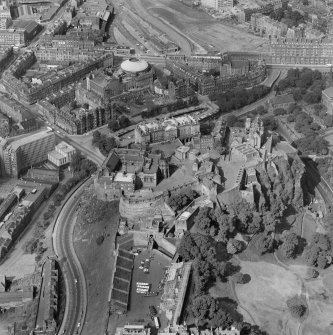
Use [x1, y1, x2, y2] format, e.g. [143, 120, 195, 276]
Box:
[120, 58, 150, 74]
[119, 57, 154, 91]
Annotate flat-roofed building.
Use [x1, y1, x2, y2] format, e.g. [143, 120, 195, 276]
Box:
[115, 325, 150, 335]
[48, 141, 75, 167]
[26, 167, 60, 183]
[2, 130, 55, 177]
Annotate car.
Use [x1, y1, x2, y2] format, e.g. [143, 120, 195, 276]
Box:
[77, 322, 81, 327]
[74, 278, 78, 284]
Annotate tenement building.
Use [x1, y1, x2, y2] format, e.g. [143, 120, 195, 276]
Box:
[38, 86, 112, 134]
[0, 92, 38, 132]
[166, 54, 266, 95]
[35, 35, 106, 63]
[1, 50, 114, 104]
[267, 38, 333, 65]
[134, 115, 200, 145]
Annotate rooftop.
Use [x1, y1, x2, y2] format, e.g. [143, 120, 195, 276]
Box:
[120, 58, 149, 73]
[8, 130, 54, 149]
[114, 172, 135, 183]
[55, 141, 75, 154]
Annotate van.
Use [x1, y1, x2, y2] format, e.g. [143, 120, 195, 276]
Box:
[154, 316, 159, 329]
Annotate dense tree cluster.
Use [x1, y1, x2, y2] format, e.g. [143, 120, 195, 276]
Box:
[294, 136, 329, 156]
[167, 187, 197, 212]
[275, 68, 324, 104]
[92, 130, 117, 156]
[303, 233, 332, 268]
[194, 206, 237, 240]
[269, 7, 307, 28]
[108, 115, 131, 131]
[280, 231, 300, 258]
[191, 295, 233, 328]
[316, 157, 333, 185]
[210, 85, 270, 114]
[178, 232, 234, 327]
[141, 96, 199, 118]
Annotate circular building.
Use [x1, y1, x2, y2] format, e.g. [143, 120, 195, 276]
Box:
[120, 58, 149, 74]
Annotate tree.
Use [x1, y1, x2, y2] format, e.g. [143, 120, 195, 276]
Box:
[227, 238, 243, 254]
[281, 232, 299, 258]
[191, 295, 214, 324]
[195, 207, 213, 234]
[83, 103, 89, 110]
[255, 233, 275, 255]
[287, 296, 307, 319]
[92, 130, 102, 146]
[119, 115, 131, 128]
[303, 233, 332, 268]
[273, 108, 287, 116]
[108, 119, 119, 132]
[209, 308, 233, 329]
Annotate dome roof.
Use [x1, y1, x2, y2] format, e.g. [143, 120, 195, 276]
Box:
[120, 58, 149, 73]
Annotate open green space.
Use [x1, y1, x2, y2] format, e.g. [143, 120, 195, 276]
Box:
[74, 189, 119, 335]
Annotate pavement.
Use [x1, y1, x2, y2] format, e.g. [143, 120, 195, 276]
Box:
[53, 179, 92, 335]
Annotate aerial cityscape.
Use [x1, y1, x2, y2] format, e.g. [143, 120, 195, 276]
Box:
[0, 0, 333, 335]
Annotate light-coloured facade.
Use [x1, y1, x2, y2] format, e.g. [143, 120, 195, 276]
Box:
[48, 141, 76, 167]
[135, 115, 200, 145]
[201, 0, 233, 10]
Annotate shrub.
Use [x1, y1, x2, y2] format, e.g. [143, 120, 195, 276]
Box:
[96, 235, 105, 245]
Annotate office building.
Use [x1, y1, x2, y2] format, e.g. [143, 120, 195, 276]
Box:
[48, 141, 76, 167]
[1, 130, 55, 177]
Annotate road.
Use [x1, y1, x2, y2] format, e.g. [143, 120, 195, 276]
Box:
[53, 179, 91, 335]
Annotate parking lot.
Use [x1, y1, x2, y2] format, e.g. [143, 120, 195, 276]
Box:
[126, 249, 170, 330]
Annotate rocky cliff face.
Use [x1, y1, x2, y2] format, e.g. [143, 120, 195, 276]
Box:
[256, 154, 306, 212]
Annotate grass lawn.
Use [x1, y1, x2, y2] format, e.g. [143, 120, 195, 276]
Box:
[115, 268, 132, 281]
[74, 189, 119, 335]
[116, 257, 133, 270]
[209, 279, 235, 301]
[236, 260, 302, 334]
[237, 234, 276, 264]
[235, 258, 333, 335]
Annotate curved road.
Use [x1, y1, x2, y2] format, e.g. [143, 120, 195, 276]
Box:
[53, 180, 91, 335]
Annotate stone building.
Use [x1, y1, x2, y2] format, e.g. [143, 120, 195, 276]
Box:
[267, 38, 333, 65]
[134, 115, 200, 145]
[94, 148, 170, 200]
